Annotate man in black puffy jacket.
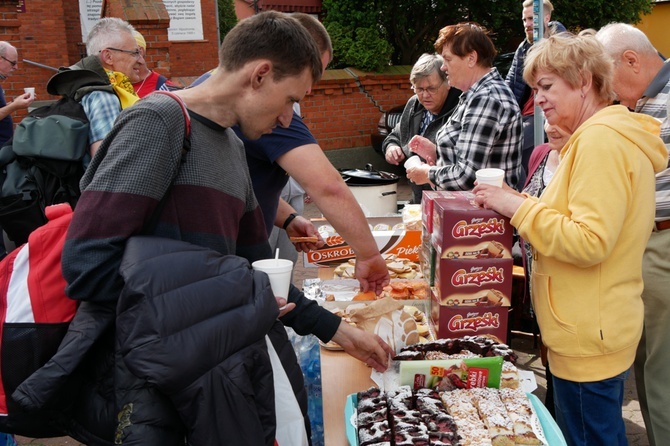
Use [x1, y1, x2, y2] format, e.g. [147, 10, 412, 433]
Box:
[14, 11, 392, 446]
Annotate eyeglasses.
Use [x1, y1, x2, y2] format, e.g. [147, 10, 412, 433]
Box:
[103, 47, 142, 59]
[1, 56, 17, 67]
[412, 84, 442, 96]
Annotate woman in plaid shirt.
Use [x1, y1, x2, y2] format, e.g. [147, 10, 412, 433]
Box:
[406, 23, 524, 191]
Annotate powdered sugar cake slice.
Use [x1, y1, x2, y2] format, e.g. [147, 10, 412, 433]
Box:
[441, 389, 492, 446]
[500, 360, 520, 389]
[470, 388, 515, 446]
[498, 388, 544, 445]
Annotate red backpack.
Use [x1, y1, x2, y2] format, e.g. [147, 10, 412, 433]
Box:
[0, 203, 77, 434]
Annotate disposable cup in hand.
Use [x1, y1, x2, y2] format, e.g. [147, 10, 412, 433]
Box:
[24, 87, 35, 100]
[404, 155, 422, 170]
[476, 168, 505, 187]
[252, 258, 293, 299]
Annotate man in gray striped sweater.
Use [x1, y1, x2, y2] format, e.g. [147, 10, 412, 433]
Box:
[61, 11, 392, 444]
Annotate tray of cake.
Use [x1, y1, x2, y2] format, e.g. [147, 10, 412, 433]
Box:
[344, 336, 567, 446]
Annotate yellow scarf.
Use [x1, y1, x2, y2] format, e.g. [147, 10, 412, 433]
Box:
[106, 70, 139, 109]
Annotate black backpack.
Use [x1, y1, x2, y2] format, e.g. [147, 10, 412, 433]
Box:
[0, 88, 90, 246]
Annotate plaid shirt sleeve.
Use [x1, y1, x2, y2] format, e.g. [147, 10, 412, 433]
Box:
[429, 75, 523, 191]
[81, 90, 122, 144]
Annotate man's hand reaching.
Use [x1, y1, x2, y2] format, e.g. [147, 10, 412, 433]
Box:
[354, 254, 390, 296]
[330, 320, 394, 372]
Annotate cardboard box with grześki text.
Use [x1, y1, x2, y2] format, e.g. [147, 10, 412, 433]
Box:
[422, 190, 471, 234]
[432, 234, 514, 307]
[430, 193, 514, 256]
[430, 288, 509, 341]
[433, 255, 513, 307]
[303, 217, 421, 267]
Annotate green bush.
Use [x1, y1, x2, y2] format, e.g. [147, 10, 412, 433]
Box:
[327, 23, 392, 72]
[217, 0, 237, 43]
[323, 0, 654, 70]
[346, 27, 393, 72]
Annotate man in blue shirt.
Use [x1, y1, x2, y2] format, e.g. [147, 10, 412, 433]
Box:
[0, 41, 34, 147]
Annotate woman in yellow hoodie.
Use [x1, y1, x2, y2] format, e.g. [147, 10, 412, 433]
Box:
[474, 33, 668, 446]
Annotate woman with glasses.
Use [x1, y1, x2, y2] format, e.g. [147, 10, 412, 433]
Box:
[406, 23, 524, 191]
[382, 53, 461, 203]
[474, 32, 667, 445]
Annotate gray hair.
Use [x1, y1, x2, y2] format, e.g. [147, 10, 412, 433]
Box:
[86, 18, 137, 56]
[410, 53, 447, 85]
[0, 41, 14, 57]
[595, 23, 657, 59]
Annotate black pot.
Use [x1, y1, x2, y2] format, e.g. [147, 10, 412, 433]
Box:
[339, 163, 399, 186]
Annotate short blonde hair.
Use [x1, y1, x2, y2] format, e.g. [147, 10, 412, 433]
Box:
[522, 0, 554, 14]
[523, 32, 615, 103]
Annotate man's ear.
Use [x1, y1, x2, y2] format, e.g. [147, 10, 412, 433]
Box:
[622, 50, 641, 74]
[250, 61, 273, 89]
[99, 49, 113, 67]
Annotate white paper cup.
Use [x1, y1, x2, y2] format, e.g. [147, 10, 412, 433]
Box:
[404, 155, 422, 170]
[475, 168, 505, 187]
[24, 87, 35, 100]
[252, 258, 294, 299]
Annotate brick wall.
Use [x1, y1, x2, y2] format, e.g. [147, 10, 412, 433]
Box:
[2, 0, 411, 152]
[1, 0, 218, 99]
[63, 0, 86, 63]
[168, 7, 219, 77]
[300, 67, 413, 151]
[1, 0, 69, 117]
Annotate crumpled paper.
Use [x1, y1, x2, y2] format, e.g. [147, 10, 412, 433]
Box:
[347, 297, 419, 353]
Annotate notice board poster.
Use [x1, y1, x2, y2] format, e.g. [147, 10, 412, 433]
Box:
[78, 0, 204, 42]
[163, 0, 204, 41]
[79, 0, 103, 42]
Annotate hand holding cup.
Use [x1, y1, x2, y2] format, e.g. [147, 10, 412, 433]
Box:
[252, 258, 296, 316]
[475, 168, 505, 187]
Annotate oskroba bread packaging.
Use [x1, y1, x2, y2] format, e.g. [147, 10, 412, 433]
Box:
[348, 297, 420, 352]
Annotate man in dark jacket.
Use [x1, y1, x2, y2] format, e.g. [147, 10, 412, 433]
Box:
[382, 53, 461, 203]
[505, 0, 565, 177]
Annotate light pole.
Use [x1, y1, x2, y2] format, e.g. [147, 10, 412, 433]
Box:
[533, 0, 545, 148]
